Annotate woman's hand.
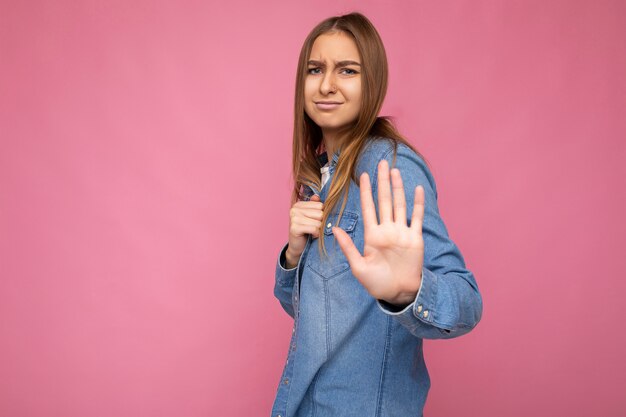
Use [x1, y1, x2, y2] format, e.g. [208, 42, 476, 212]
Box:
[285, 194, 324, 268]
[332, 159, 425, 307]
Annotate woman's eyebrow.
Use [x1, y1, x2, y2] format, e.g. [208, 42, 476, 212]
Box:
[307, 60, 361, 67]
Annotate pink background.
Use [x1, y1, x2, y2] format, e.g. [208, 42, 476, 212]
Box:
[1, 1, 625, 416]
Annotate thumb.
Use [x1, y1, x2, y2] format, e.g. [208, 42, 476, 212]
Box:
[310, 194, 321, 201]
[332, 227, 365, 273]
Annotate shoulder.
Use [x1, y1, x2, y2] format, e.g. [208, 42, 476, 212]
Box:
[358, 136, 428, 174]
[356, 137, 393, 173]
[360, 136, 395, 158]
[357, 136, 437, 196]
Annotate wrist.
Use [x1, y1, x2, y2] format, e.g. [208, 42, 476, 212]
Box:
[285, 248, 300, 268]
[384, 291, 417, 309]
[383, 271, 422, 307]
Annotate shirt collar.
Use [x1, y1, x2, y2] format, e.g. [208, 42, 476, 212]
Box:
[316, 147, 341, 168]
[306, 148, 340, 199]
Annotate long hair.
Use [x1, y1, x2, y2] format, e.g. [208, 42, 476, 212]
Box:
[291, 11, 429, 258]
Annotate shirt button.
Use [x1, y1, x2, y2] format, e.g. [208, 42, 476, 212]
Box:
[423, 310, 429, 318]
[327, 222, 332, 228]
[283, 378, 289, 385]
[417, 305, 423, 313]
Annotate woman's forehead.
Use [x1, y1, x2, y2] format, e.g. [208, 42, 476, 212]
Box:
[309, 32, 360, 61]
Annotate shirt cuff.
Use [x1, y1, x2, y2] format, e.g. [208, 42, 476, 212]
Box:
[276, 242, 297, 285]
[376, 267, 449, 332]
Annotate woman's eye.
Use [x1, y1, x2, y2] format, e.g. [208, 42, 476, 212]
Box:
[307, 68, 358, 75]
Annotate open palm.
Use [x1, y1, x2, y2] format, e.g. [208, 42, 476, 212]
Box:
[332, 159, 425, 307]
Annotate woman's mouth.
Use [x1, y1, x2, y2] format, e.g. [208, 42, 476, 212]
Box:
[315, 102, 343, 110]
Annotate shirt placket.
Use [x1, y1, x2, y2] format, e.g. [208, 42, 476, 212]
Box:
[273, 151, 339, 417]
[272, 232, 312, 417]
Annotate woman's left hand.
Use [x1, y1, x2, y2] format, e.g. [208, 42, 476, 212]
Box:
[332, 159, 425, 308]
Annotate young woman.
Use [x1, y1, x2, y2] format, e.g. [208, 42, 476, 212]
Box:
[272, 12, 483, 417]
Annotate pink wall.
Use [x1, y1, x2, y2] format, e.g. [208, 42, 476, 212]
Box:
[1, 1, 624, 416]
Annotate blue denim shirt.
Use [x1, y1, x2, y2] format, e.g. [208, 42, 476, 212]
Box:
[271, 137, 483, 417]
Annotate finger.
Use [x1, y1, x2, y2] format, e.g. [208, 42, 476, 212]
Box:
[410, 185, 425, 235]
[391, 168, 406, 225]
[297, 192, 322, 206]
[377, 159, 393, 223]
[310, 194, 322, 210]
[360, 172, 378, 229]
[294, 217, 322, 230]
[290, 206, 323, 221]
[295, 200, 323, 210]
[291, 223, 319, 238]
[332, 226, 365, 272]
[308, 194, 323, 210]
[300, 207, 324, 220]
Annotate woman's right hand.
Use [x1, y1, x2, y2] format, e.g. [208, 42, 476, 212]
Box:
[285, 194, 324, 268]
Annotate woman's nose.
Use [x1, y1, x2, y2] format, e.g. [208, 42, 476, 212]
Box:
[320, 72, 336, 94]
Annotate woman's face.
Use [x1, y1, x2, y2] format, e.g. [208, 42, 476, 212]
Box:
[304, 31, 362, 139]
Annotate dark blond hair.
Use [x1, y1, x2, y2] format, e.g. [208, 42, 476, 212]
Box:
[291, 11, 428, 257]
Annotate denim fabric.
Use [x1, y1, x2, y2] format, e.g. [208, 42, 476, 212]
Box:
[271, 136, 483, 417]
